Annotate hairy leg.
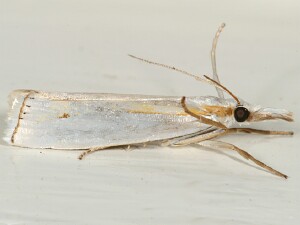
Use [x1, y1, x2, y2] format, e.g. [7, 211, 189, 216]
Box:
[78, 146, 107, 160]
[198, 140, 288, 179]
[226, 128, 293, 136]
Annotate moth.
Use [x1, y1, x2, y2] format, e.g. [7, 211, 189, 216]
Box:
[4, 24, 293, 178]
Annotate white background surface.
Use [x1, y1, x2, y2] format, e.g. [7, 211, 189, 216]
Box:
[0, 1, 299, 224]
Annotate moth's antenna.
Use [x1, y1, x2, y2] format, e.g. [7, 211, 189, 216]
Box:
[129, 54, 240, 104]
[211, 23, 226, 99]
[128, 54, 208, 83]
[204, 75, 240, 105]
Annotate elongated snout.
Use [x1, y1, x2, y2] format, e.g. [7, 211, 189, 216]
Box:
[249, 108, 293, 122]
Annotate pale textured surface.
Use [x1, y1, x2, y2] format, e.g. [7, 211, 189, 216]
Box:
[5, 90, 206, 148]
[0, 1, 299, 225]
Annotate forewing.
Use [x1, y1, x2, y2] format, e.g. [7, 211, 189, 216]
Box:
[5, 90, 207, 149]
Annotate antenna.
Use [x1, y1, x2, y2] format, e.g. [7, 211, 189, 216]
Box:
[211, 23, 226, 99]
[129, 54, 240, 104]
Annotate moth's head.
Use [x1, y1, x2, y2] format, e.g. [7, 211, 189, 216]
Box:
[204, 76, 294, 125]
[234, 102, 294, 124]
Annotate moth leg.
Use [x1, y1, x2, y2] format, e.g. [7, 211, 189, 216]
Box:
[167, 127, 293, 147]
[198, 140, 288, 179]
[164, 128, 225, 146]
[78, 147, 107, 160]
[181, 96, 227, 129]
[227, 128, 293, 136]
[124, 145, 138, 151]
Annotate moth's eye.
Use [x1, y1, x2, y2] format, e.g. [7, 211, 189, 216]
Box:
[234, 106, 250, 122]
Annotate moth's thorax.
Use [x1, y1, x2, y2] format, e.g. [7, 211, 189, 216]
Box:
[186, 96, 237, 127]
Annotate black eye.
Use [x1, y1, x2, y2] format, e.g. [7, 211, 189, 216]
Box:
[234, 106, 250, 122]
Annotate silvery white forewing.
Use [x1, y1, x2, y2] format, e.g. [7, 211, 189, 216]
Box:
[5, 90, 211, 149]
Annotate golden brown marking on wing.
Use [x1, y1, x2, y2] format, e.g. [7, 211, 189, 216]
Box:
[126, 103, 187, 116]
[58, 113, 70, 119]
[127, 104, 233, 118]
[127, 109, 188, 116]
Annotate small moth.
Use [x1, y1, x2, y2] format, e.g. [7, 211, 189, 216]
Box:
[4, 24, 293, 179]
